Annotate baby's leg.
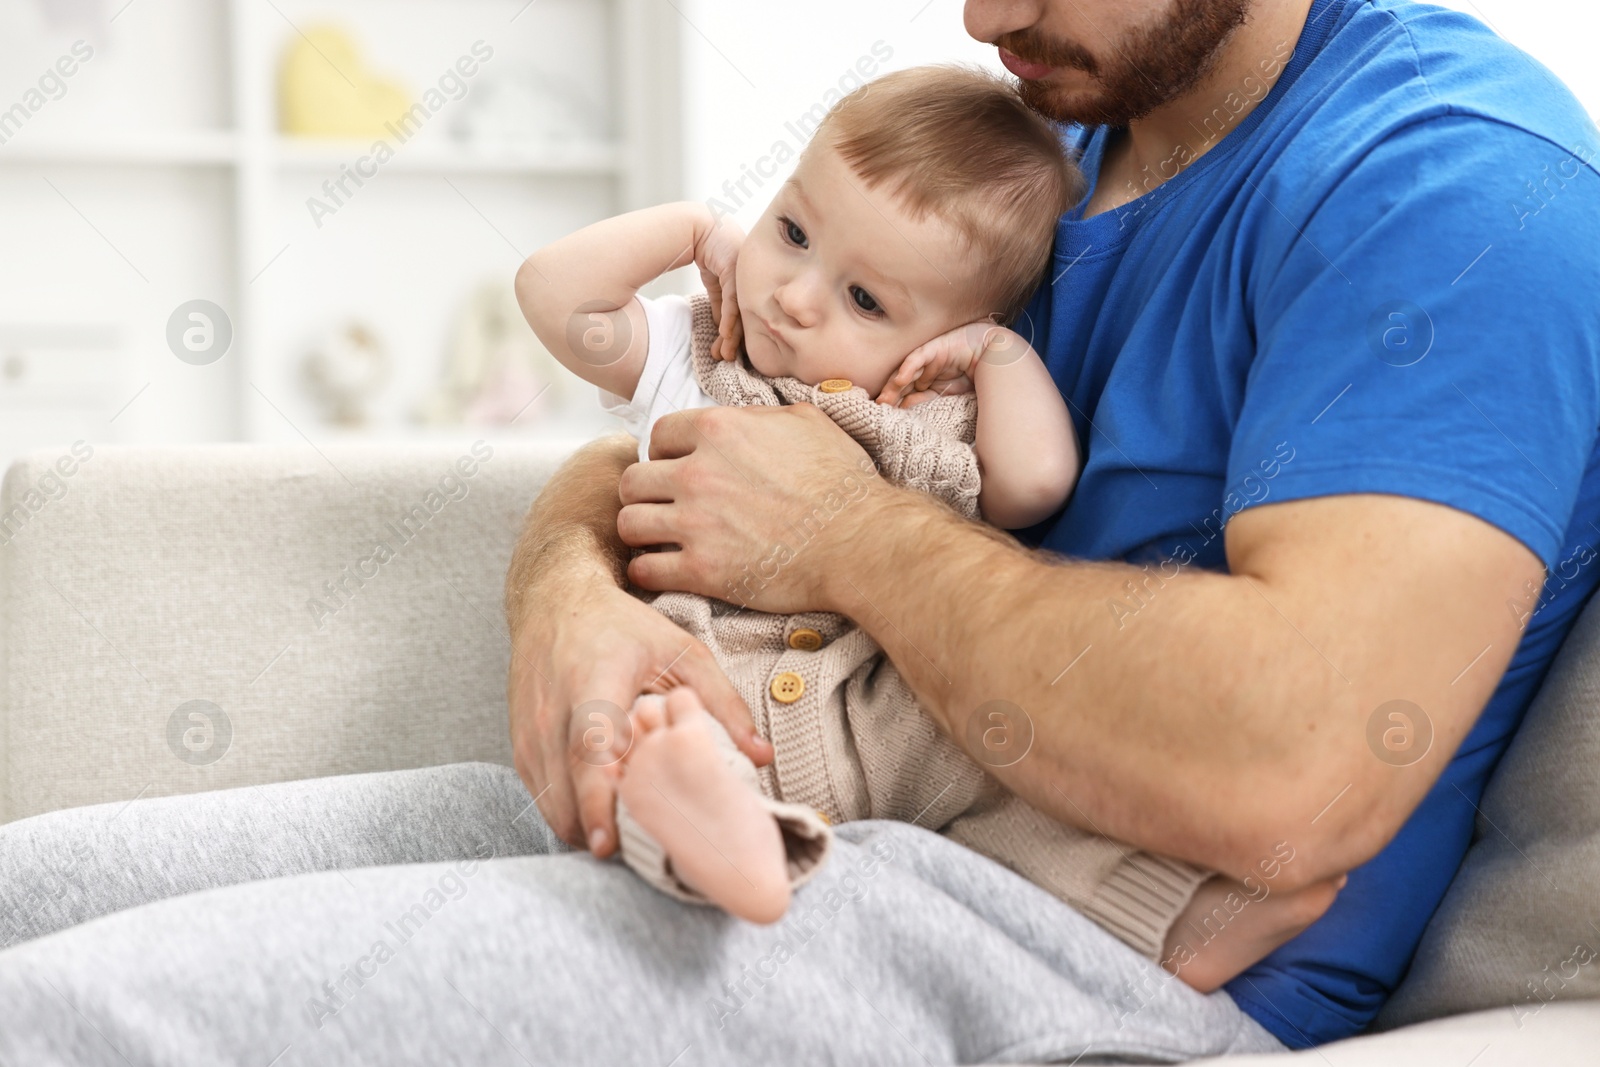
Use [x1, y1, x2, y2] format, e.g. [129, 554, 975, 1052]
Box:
[617, 689, 793, 924]
[1162, 873, 1346, 992]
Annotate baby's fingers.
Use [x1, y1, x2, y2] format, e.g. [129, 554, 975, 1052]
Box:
[703, 276, 723, 328]
[719, 286, 743, 361]
[880, 356, 929, 400]
[914, 353, 957, 391]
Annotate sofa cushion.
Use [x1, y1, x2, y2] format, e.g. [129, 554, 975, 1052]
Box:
[1377, 587, 1600, 1027]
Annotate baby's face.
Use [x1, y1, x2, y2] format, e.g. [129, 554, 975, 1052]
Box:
[735, 139, 989, 395]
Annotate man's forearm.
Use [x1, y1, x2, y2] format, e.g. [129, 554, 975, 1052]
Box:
[825, 484, 1527, 886]
[505, 433, 636, 639]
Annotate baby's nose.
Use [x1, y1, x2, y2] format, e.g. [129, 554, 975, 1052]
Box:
[775, 277, 821, 327]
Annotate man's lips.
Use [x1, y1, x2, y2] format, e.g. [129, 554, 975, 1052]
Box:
[998, 47, 1056, 81]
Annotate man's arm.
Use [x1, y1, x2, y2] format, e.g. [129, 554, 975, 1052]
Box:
[620, 405, 1543, 887]
[505, 432, 769, 855]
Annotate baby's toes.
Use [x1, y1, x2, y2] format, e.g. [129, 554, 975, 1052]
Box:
[662, 686, 714, 728]
[630, 693, 668, 733]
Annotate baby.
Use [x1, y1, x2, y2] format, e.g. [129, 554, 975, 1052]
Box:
[517, 65, 1339, 992]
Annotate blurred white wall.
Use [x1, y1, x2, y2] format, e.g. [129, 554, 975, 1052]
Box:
[679, 0, 1002, 231]
[681, 0, 1600, 231]
[1434, 0, 1600, 109]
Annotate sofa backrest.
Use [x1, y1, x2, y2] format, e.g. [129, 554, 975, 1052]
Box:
[0, 442, 578, 824]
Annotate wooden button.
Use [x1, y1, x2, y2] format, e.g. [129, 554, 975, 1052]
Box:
[815, 810, 831, 826]
[787, 627, 824, 651]
[769, 671, 805, 703]
[818, 378, 853, 393]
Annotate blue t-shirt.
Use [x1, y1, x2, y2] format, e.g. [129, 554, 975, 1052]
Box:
[1016, 0, 1600, 1048]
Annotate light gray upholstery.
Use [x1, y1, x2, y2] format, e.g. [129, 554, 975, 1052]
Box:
[0, 441, 580, 824]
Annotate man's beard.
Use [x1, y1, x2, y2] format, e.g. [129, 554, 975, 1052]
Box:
[998, 0, 1250, 127]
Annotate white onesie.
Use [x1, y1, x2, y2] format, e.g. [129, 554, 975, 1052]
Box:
[597, 294, 717, 463]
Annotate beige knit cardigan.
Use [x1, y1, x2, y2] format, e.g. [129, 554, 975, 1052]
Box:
[627, 294, 1208, 958]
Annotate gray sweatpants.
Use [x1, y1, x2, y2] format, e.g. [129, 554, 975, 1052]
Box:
[0, 764, 1283, 1066]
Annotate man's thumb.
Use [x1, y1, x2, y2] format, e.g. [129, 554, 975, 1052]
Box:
[677, 654, 769, 766]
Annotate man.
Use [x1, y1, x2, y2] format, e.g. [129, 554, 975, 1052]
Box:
[507, 0, 1600, 1049]
[0, 0, 1596, 1062]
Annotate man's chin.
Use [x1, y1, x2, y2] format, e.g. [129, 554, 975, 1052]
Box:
[1017, 78, 1150, 128]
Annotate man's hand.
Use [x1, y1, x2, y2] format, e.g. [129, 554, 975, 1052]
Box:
[509, 578, 771, 857]
[503, 432, 769, 858]
[618, 404, 895, 613]
[696, 215, 745, 362]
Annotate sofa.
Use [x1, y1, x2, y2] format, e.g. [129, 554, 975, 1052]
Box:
[2, 442, 1596, 1062]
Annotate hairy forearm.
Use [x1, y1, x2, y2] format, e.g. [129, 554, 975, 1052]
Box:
[825, 486, 1519, 886]
[505, 433, 637, 640]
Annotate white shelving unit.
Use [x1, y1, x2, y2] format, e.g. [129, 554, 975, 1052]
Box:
[0, 0, 680, 461]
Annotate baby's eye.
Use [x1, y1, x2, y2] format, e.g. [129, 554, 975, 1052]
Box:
[849, 286, 881, 314]
[779, 216, 808, 248]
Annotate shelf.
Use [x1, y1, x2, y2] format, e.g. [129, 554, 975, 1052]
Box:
[0, 0, 680, 449]
[270, 137, 624, 176]
[0, 131, 624, 177]
[0, 130, 239, 167]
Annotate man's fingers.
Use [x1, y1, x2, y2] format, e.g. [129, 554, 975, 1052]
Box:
[534, 739, 583, 847]
[572, 762, 622, 857]
[617, 501, 682, 547]
[566, 677, 642, 857]
[627, 546, 695, 594]
[645, 408, 716, 461]
[618, 456, 682, 504]
[673, 646, 769, 766]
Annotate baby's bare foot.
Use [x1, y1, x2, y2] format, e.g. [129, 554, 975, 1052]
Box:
[618, 688, 791, 924]
[1163, 873, 1346, 993]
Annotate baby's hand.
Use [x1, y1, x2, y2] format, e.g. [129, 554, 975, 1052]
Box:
[876, 320, 1007, 408]
[696, 214, 745, 361]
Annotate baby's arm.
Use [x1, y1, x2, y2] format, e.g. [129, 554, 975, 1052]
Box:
[969, 329, 1081, 528]
[514, 202, 742, 401]
[878, 324, 1081, 529]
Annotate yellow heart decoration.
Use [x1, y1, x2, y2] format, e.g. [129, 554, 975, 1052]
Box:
[279, 25, 414, 138]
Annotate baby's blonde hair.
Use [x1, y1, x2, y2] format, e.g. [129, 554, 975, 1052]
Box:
[816, 64, 1085, 322]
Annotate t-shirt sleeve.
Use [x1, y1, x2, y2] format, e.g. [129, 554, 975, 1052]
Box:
[1232, 116, 1600, 569]
[597, 294, 717, 462]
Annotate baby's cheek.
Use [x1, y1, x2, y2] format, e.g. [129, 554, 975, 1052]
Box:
[862, 344, 915, 395]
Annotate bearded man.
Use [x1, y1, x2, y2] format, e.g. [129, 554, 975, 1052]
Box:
[498, 0, 1600, 1054]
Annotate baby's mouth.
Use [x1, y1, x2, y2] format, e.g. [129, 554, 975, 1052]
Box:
[744, 316, 791, 370]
